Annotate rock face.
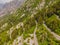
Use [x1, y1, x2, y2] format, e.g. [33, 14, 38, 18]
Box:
[0, 0, 60, 45]
[0, 0, 25, 17]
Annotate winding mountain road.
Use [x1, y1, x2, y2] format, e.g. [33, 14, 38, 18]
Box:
[43, 23, 60, 40]
[33, 20, 38, 45]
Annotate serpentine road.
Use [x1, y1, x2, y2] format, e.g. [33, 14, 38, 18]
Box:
[43, 23, 60, 40]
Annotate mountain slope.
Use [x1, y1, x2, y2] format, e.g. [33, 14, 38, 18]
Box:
[0, 0, 25, 17]
[0, 0, 60, 45]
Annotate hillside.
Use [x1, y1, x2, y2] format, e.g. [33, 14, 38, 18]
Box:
[0, 0, 60, 45]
